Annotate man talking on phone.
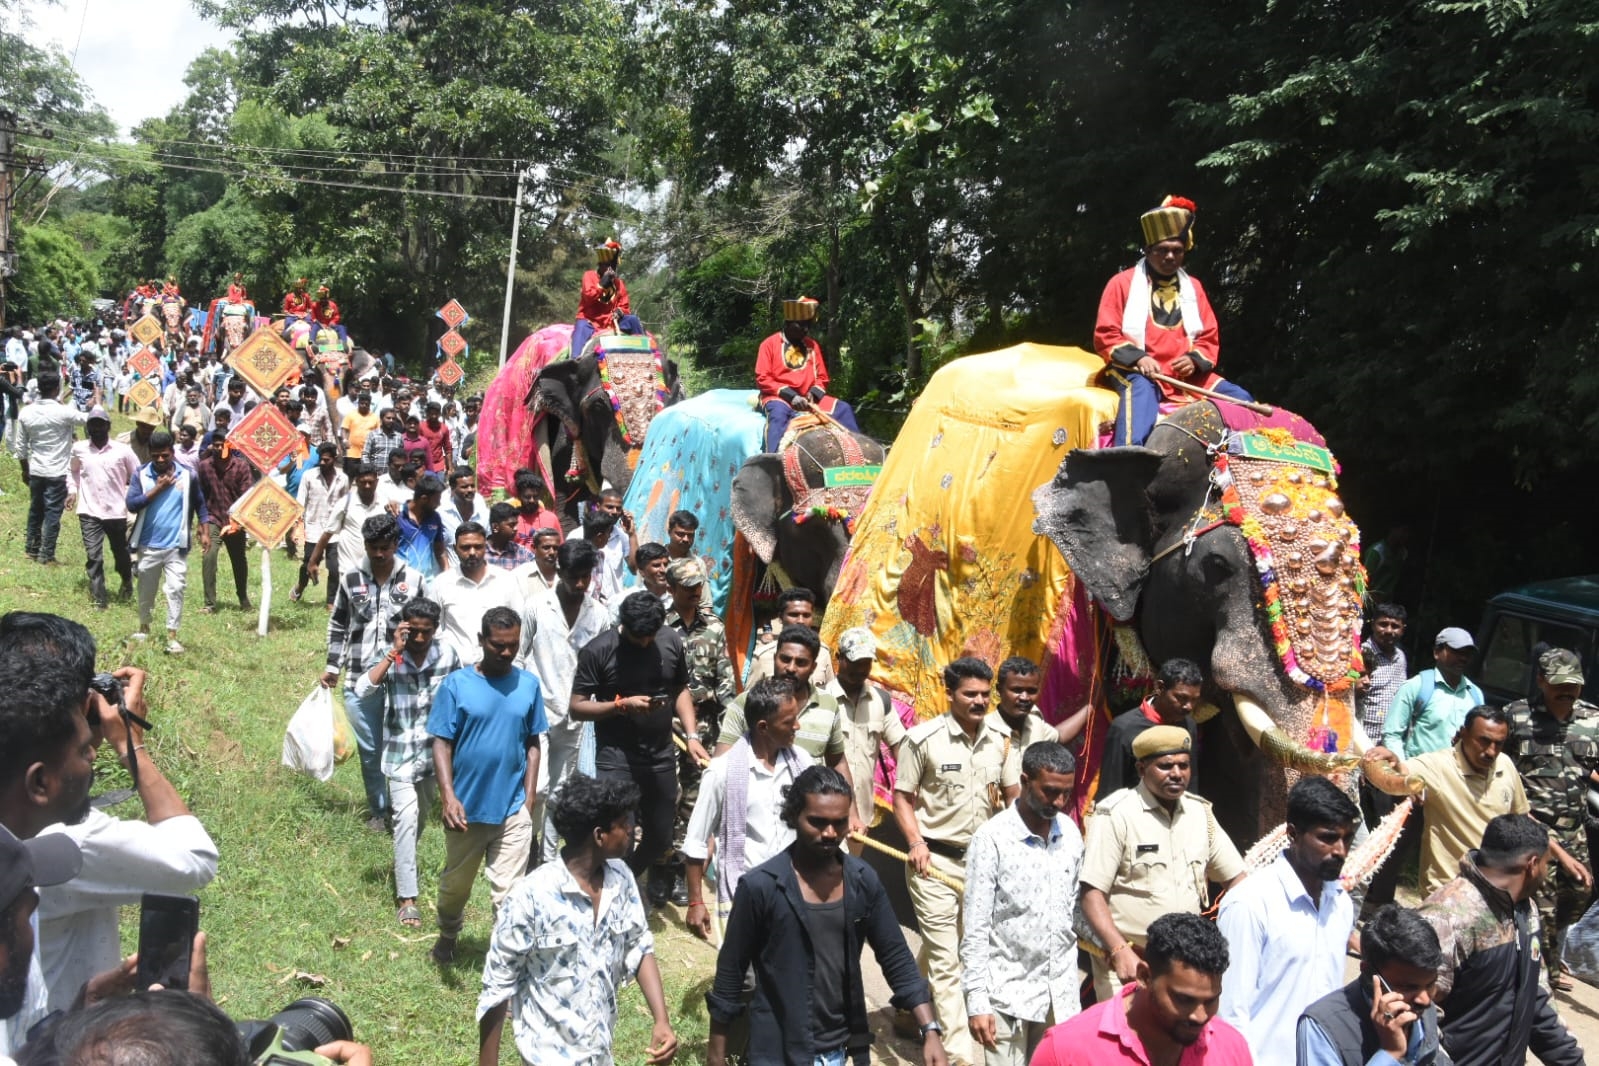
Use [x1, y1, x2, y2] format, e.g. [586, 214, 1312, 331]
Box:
[571, 592, 708, 903]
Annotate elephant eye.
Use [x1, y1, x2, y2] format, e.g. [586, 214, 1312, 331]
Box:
[1200, 551, 1236, 583]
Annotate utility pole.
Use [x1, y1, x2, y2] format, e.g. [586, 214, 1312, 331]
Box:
[498, 164, 531, 368]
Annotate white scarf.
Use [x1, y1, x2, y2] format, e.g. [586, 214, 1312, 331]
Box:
[1121, 260, 1202, 349]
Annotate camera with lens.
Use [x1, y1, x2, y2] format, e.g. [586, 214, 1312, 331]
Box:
[236, 997, 353, 1065]
[87, 671, 123, 709]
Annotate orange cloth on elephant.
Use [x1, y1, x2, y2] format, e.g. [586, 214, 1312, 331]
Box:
[575, 270, 631, 330]
[1093, 263, 1221, 402]
[755, 332, 832, 405]
[283, 290, 312, 316]
[313, 299, 341, 327]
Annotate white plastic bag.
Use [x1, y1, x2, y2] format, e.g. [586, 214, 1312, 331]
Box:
[282, 686, 337, 782]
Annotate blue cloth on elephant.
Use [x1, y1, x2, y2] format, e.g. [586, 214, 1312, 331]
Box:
[569, 314, 643, 360]
[762, 397, 860, 452]
[1105, 366, 1254, 446]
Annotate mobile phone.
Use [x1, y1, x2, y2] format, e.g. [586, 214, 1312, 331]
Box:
[135, 893, 200, 991]
[648, 693, 672, 711]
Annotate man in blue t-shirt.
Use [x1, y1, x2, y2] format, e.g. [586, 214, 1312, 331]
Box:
[427, 605, 547, 963]
[398, 473, 449, 579]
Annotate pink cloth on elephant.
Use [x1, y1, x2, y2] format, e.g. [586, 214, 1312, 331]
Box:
[1215, 403, 1326, 447]
[476, 324, 572, 498]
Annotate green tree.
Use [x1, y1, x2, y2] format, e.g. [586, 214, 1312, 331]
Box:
[8, 223, 98, 321]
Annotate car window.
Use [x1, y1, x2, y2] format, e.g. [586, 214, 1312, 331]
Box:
[1480, 613, 1589, 702]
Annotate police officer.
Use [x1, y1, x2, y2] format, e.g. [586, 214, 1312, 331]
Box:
[1506, 647, 1599, 984]
[892, 656, 1020, 1066]
[654, 556, 737, 907]
[1078, 725, 1247, 1000]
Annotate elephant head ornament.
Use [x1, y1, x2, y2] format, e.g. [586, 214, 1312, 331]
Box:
[731, 420, 886, 607]
[1033, 402, 1371, 840]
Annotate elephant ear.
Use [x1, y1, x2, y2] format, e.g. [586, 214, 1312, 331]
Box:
[731, 453, 786, 564]
[1031, 446, 1164, 623]
[529, 358, 586, 425]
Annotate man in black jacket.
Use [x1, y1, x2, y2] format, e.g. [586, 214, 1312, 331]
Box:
[707, 766, 949, 1066]
[1417, 813, 1584, 1066]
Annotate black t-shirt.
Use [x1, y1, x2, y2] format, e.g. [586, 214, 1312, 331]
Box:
[571, 626, 689, 762]
[1095, 707, 1200, 800]
[803, 896, 849, 1050]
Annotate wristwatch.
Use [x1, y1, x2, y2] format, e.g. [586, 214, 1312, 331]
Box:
[919, 1021, 943, 1038]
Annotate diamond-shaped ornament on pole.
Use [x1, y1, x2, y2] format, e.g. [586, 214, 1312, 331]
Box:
[229, 479, 303, 550]
[435, 359, 465, 387]
[226, 327, 303, 399]
[124, 379, 160, 411]
[129, 315, 164, 346]
[228, 403, 302, 474]
[438, 329, 467, 358]
[437, 299, 468, 329]
[127, 346, 162, 380]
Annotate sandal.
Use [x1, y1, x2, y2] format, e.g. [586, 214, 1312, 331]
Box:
[397, 903, 422, 928]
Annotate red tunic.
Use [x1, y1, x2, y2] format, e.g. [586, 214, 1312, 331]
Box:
[755, 332, 831, 405]
[575, 271, 631, 330]
[417, 420, 451, 473]
[313, 299, 341, 326]
[226, 284, 247, 303]
[1094, 263, 1222, 401]
[283, 291, 313, 316]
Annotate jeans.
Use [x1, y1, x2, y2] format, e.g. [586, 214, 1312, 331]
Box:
[539, 725, 587, 864]
[435, 806, 534, 937]
[79, 515, 132, 607]
[136, 546, 188, 633]
[389, 775, 436, 900]
[202, 522, 250, 608]
[814, 1051, 847, 1066]
[595, 749, 678, 875]
[25, 475, 68, 561]
[569, 313, 644, 359]
[342, 682, 391, 819]
[298, 542, 339, 604]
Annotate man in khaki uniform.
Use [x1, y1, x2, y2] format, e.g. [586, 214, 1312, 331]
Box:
[893, 656, 1021, 1066]
[825, 627, 906, 840]
[1078, 725, 1246, 1000]
[986, 656, 1086, 755]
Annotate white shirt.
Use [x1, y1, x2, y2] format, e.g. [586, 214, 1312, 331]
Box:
[36, 809, 219, 1012]
[566, 525, 630, 604]
[1217, 851, 1354, 1066]
[328, 490, 391, 571]
[960, 802, 1084, 1024]
[681, 745, 814, 865]
[0, 950, 46, 1059]
[476, 857, 653, 1066]
[15, 398, 88, 477]
[296, 467, 350, 541]
[437, 492, 490, 566]
[434, 565, 525, 664]
[379, 477, 412, 509]
[520, 586, 612, 732]
[513, 560, 559, 601]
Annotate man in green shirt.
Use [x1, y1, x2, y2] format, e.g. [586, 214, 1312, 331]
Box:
[1381, 628, 1484, 758]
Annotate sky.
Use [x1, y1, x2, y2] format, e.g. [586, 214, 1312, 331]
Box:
[17, 0, 228, 138]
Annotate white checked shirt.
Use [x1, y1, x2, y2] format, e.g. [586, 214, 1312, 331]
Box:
[477, 857, 654, 1066]
[296, 467, 350, 541]
[960, 802, 1084, 1023]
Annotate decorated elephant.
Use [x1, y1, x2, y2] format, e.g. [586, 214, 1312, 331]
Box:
[820, 342, 1400, 850]
[526, 331, 684, 504]
[730, 415, 886, 608]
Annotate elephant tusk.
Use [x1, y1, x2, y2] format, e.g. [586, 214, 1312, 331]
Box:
[1234, 694, 1360, 775]
[1360, 752, 1427, 797]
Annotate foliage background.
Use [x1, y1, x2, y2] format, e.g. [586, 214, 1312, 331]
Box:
[6, 0, 1599, 630]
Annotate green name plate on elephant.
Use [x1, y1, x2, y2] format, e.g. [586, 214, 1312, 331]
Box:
[824, 465, 882, 487]
[1233, 432, 1334, 474]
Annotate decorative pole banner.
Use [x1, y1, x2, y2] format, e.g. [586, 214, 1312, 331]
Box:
[434, 299, 469, 385]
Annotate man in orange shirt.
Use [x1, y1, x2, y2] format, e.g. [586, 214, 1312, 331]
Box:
[570, 239, 644, 358]
[1094, 196, 1253, 445]
[755, 297, 860, 451]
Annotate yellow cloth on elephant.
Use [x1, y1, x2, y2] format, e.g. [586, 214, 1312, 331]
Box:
[820, 343, 1119, 720]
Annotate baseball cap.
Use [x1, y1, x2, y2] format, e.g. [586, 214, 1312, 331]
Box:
[87, 405, 111, 423]
[1434, 627, 1476, 651]
[1540, 648, 1586, 687]
[0, 829, 82, 911]
[666, 557, 706, 588]
[836, 627, 878, 663]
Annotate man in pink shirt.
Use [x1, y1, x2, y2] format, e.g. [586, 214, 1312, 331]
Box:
[67, 406, 140, 610]
[418, 401, 452, 474]
[1030, 913, 1252, 1066]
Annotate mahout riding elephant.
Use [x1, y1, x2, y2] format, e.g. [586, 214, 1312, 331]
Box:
[526, 332, 684, 504]
[729, 416, 886, 608]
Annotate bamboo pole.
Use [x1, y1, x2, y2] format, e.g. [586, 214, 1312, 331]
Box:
[1146, 371, 1276, 416]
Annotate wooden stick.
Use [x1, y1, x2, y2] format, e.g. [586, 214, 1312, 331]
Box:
[671, 731, 711, 768]
[1146, 371, 1275, 416]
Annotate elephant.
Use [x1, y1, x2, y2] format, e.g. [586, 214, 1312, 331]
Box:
[525, 332, 684, 507]
[729, 419, 886, 608]
[1032, 399, 1388, 845]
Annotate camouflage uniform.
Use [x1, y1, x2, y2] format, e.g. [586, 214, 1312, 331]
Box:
[654, 604, 737, 893]
[1506, 694, 1599, 975]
